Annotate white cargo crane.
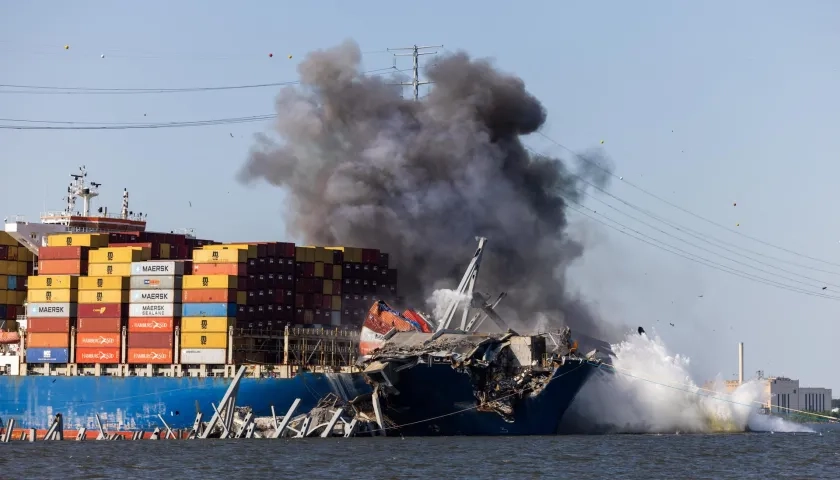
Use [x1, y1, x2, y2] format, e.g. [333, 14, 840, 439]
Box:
[435, 237, 509, 333]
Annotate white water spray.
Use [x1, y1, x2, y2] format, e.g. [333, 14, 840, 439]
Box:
[566, 332, 813, 433]
[425, 289, 472, 324]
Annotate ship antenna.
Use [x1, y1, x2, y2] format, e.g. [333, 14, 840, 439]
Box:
[121, 188, 129, 219]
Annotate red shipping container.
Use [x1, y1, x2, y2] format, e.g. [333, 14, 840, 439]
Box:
[4, 305, 16, 320]
[0, 245, 7, 260]
[192, 263, 248, 276]
[321, 295, 332, 310]
[127, 348, 173, 364]
[38, 259, 87, 275]
[76, 332, 121, 348]
[75, 347, 120, 364]
[77, 317, 122, 333]
[38, 246, 88, 261]
[27, 317, 71, 333]
[128, 332, 173, 348]
[77, 303, 127, 319]
[128, 317, 176, 333]
[333, 279, 342, 296]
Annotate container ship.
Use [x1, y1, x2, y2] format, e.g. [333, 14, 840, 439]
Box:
[0, 167, 606, 437]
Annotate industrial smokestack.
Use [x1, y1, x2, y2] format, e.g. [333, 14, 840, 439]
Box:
[738, 342, 744, 385]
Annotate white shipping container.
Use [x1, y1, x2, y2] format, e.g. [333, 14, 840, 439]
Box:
[129, 289, 182, 304]
[180, 348, 226, 364]
[128, 303, 182, 317]
[330, 311, 341, 327]
[131, 261, 187, 276]
[130, 275, 183, 290]
[27, 302, 77, 318]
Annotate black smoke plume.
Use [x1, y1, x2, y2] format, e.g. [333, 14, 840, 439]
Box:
[239, 39, 616, 338]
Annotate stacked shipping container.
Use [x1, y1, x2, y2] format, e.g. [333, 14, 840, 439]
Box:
[74, 246, 143, 364]
[25, 274, 77, 363]
[294, 246, 344, 327]
[127, 260, 186, 364]
[332, 247, 398, 327]
[0, 232, 35, 328]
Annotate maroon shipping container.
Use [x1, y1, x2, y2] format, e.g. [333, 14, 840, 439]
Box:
[38, 246, 89, 261]
[27, 317, 71, 333]
[77, 317, 122, 333]
[0, 245, 7, 260]
[77, 303, 127, 319]
[128, 332, 173, 349]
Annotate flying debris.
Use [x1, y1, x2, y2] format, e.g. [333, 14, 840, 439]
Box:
[733, 202, 737, 207]
[64, 45, 69, 50]
[268, 53, 273, 58]
[600, 140, 605, 144]
[230, 133, 234, 138]
[288, 55, 293, 59]
[637, 326, 645, 335]
[669, 323, 675, 327]
[822, 286, 827, 290]
[736, 223, 740, 227]
[619, 176, 624, 180]
[698, 295, 703, 298]
[101, 54, 105, 59]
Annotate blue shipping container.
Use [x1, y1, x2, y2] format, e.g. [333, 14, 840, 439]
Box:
[0, 305, 6, 319]
[182, 303, 237, 317]
[26, 348, 69, 364]
[6, 276, 16, 290]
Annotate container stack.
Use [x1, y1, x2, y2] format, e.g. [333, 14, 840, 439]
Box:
[25, 274, 78, 364]
[74, 246, 147, 364]
[332, 247, 385, 327]
[181, 246, 246, 364]
[0, 232, 33, 328]
[127, 260, 187, 364]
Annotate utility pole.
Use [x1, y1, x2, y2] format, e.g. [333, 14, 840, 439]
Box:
[387, 44, 443, 101]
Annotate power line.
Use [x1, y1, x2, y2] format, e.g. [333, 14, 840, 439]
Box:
[0, 66, 409, 95]
[536, 130, 840, 270]
[566, 201, 840, 301]
[0, 114, 276, 130]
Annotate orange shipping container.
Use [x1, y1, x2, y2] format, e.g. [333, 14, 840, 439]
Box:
[77, 317, 122, 333]
[76, 332, 121, 348]
[127, 348, 173, 364]
[75, 347, 120, 364]
[27, 317, 71, 333]
[38, 259, 86, 275]
[128, 317, 176, 333]
[192, 263, 247, 276]
[182, 289, 237, 303]
[27, 332, 69, 348]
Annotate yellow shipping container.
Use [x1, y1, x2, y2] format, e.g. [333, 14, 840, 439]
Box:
[326, 246, 362, 263]
[6, 247, 17, 261]
[0, 261, 12, 276]
[331, 295, 342, 311]
[12, 291, 25, 304]
[28, 289, 77, 303]
[181, 332, 227, 349]
[332, 264, 343, 280]
[78, 276, 130, 291]
[160, 243, 171, 260]
[182, 275, 238, 290]
[13, 261, 26, 276]
[314, 262, 325, 278]
[0, 232, 17, 246]
[87, 263, 132, 277]
[236, 291, 247, 305]
[192, 249, 247, 264]
[27, 275, 78, 290]
[89, 247, 150, 264]
[181, 317, 234, 333]
[295, 247, 316, 263]
[46, 233, 109, 248]
[322, 280, 333, 295]
[0, 275, 5, 289]
[18, 246, 33, 262]
[0, 291, 6, 304]
[304, 247, 332, 264]
[78, 290, 130, 304]
[202, 244, 257, 259]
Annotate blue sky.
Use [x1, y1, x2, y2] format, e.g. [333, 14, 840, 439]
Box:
[2, 1, 839, 392]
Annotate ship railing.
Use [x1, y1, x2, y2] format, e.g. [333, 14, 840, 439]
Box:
[40, 211, 145, 221]
[232, 327, 361, 338]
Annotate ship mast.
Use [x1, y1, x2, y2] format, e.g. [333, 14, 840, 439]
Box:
[66, 165, 101, 217]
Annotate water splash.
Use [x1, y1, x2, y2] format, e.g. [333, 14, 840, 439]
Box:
[425, 289, 472, 324]
[563, 331, 813, 433]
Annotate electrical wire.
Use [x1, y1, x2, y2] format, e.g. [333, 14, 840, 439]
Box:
[0, 66, 408, 95]
[565, 201, 840, 301]
[536, 130, 840, 271]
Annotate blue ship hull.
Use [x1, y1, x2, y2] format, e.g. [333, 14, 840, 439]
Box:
[377, 359, 597, 436]
[0, 372, 372, 431]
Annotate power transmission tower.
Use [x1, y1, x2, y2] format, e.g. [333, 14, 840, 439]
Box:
[387, 44, 443, 101]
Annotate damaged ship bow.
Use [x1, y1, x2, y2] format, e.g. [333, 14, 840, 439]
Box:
[348, 237, 608, 436]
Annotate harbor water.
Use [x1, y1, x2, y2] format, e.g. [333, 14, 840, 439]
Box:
[1, 428, 837, 479]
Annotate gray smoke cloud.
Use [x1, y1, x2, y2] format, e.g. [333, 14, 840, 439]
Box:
[238, 39, 617, 339]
